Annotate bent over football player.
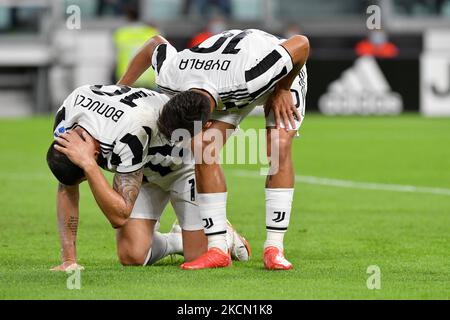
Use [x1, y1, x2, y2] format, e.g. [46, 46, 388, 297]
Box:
[47, 84, 250, 271]
[118, 29, 309, 270]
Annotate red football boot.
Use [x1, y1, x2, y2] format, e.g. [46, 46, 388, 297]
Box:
[181, 247, 231, 270]
[263, 246, 293, 270]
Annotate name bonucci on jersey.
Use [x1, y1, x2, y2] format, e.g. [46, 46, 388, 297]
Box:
[52, 84, 186, 176]
[151, 29, 294, 111]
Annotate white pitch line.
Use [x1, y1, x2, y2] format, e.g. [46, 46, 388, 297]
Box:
[229, 169, 450, 197]
[2, 170, 450, 197]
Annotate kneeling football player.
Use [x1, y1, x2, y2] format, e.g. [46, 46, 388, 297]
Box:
[47, 84, 250, 271]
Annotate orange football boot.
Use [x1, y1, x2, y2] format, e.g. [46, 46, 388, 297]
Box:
[263, 246, 293, 270]
[181, 247, 231, 270]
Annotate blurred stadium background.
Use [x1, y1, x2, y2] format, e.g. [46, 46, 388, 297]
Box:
[0, 0, 449, 117]
[1, 0, 450, 299]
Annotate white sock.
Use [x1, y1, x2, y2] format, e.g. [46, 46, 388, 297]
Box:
[264, 188, 294, 250]
[143, 231, 182, 266]
[198, 192, 228, 253]
[166, 232, 183, 255]
[265, 232, 285, 250]
[208, 234, 228, 252]
[226, 223, 234, 249]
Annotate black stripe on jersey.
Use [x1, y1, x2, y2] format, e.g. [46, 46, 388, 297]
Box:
[158, 85, 180, 95]
[71, 124, 114, 153]
[245, 50, 282, 82]
[53, 107, 65, 130]
[156, 44, 167, 73]
[145, 162, 173, 177]
[220, 89, 250, 99]
[299, 68, 306, 87]
[220, 89, 251, 102]
[90, 85, 131, 97]
[100, 141, 115, 148]
[148, 144, 184, 157]
[142, 126, 153, 137]
[224, 102, 250, 110]
[100, 150, 111, 155]
[100, 144, 113, 150]
[120, 133, 143, 165]
[291, 89, 300, 108]
[97, 154, 107, 169]
[190, 33, 233, 54]
[111, 152, 122, 166]
[250, 66, 288, 100]
[221, 92, 251, 101]
[222, 30, 251, 55]
[219, 88, 248, 96]
[100, 146, 113, 153]
[148, 144, 173, 157]
[65, 123, 78, 131]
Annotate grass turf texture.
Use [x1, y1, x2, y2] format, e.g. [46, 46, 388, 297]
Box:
[0, 114, 449, 299]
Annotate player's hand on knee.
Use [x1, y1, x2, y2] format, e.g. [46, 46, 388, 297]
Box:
[50, 261, 85, 272]
[265, 88, 300, 130]
[54, 131, 98, 170]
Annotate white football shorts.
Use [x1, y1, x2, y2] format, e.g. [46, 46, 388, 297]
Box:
[130, 170, 202, 231]
[210, 67, 307, 130]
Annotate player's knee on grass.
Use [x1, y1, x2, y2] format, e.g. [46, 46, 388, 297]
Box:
[117, 240, 152, 266]
[117, 247, 148, 266]
[116, 219, 156, 266]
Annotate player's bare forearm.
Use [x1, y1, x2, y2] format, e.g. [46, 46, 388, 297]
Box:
[55, 130, 142, 227]
[117, 35, 169, 86]
[56, 183, 80, 263]
[278, 35, 310, 90]
[84, 164, 143, 228]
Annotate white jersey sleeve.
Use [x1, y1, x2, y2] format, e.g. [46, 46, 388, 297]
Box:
[152, 29, 294, 110]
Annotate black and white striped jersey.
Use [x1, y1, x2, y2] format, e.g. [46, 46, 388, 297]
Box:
[151, 29, 295, 111]
[53, 84, 170, 174]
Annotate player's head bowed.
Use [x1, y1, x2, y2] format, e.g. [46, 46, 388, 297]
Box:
[47, 141, 85, 185]
[157, 91, 211, 140]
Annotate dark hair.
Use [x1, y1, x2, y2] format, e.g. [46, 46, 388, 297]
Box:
[46, 141, 84, 186]
[157, 91, 211, 140]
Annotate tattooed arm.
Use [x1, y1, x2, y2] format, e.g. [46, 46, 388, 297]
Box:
[55, 130, 143, 228]
[83, 163, 143, 228]
[51, 183, 83, 271]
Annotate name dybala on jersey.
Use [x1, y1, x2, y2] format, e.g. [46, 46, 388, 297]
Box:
[151, 29, 298, 111]
[52, 85, 190, 178]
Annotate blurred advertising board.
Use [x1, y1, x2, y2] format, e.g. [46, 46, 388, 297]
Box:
[318, 57, 403, 115]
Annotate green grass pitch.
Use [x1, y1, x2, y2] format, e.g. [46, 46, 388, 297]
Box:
[0, 114, 449, 299]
